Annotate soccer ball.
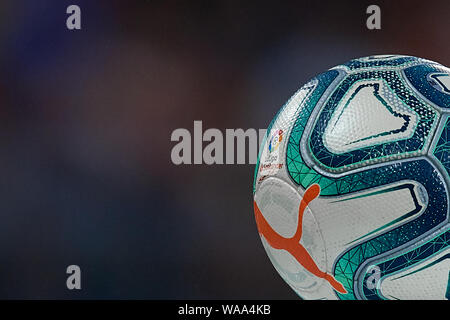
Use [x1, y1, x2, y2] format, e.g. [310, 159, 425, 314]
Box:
[253, 55, 450, 300]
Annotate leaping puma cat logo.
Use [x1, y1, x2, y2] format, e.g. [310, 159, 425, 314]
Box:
[254, 184, 347, 294]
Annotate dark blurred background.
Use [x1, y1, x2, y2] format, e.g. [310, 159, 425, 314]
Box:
[0, 0, 449, 299]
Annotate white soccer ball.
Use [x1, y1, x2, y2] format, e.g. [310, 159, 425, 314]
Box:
[253, 55, 450, 300]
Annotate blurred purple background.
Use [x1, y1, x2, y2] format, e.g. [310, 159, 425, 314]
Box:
[0, 0, 449, 298]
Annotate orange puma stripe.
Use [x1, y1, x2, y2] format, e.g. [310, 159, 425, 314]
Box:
[254, 184, 347, 294]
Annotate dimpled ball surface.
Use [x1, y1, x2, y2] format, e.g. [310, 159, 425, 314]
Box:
[253, 55, 450, 300]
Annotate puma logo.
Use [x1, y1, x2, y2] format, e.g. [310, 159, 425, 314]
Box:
[254, 184, 347, 294]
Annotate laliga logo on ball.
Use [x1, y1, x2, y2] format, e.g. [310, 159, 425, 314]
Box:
[268, 129, 283, 153]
